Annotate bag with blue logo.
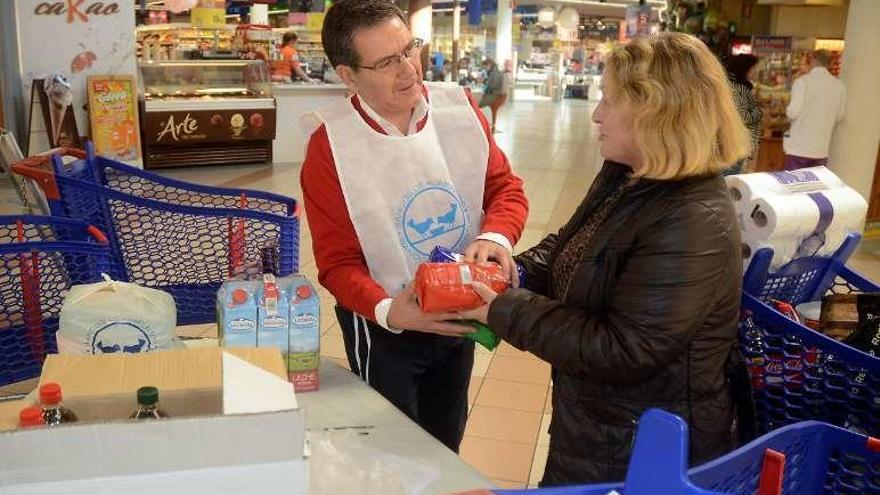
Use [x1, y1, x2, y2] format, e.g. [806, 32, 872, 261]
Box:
[57, 274, 177, 355]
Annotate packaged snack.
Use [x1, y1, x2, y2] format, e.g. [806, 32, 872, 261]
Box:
[429, 245, 526, 287]
[819, 294, 860, 341]
[771, 299, 801, 323]
[414, 262, 509, 313]
[467, 321, 501, 351]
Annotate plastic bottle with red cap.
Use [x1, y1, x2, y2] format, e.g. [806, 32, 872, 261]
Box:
[18, 406, 44, 428]
[39, 382, 78, 425]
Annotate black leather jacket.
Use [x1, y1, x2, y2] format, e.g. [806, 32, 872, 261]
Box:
[487, 162, 742, 485]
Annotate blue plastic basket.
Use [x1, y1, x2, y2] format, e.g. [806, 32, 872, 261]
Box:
[488, 409, 880, 495]
[0, 215, 109, 386]
[690, 420, 880, 494]
[492, 409, 726, 495]
[739, 233, 880, 437]
[12, 147, 300, 326]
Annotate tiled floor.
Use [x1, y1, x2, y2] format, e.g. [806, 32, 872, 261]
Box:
[3, 95, 880, 488]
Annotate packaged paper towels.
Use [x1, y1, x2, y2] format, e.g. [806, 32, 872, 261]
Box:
[57, 274, 177, 354]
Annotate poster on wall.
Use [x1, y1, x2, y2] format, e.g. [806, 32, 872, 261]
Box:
[87, 76, 141, 163]
[15, 0, 137, 160]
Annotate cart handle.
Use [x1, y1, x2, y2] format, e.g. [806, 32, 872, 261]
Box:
[11, 147, 86, 170]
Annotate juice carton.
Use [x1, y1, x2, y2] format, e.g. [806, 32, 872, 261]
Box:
[257, 274, 290, 355]
[217, 280, 258, 347]
[279, 275, 320, 392]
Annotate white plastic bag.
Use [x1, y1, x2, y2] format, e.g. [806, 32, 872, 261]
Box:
[309, 430, 440, 495]
[57, 274, 177, 354]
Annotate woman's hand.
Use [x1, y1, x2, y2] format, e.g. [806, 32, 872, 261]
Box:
[458, 282, 499, 324]
[463, 240, 519, 288]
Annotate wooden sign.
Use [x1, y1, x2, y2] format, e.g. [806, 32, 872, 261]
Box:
[87, 75, 141, 162]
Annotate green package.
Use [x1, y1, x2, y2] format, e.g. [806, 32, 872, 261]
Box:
[466, 321, 501, 350]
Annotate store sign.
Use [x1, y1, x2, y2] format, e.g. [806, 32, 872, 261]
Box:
[147, 9, 169, 24]
[33, 1, 121, 22]
[145, 109, 277, 145]
[752, 36, 792, 54]
[156, 114, 202, 142]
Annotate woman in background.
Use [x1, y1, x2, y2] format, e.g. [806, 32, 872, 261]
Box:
[723, 54, 762, 175]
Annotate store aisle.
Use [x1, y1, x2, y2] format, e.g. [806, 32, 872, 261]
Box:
[2, 97, 880, 488]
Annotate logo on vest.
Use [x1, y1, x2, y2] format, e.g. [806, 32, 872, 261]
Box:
[398, 183, 468, 258]
[90, 321, 153, 354]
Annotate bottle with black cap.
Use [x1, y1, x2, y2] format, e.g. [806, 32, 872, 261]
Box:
[130, 386, 169, 420]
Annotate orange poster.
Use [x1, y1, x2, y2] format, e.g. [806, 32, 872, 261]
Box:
[87, 75, 141, 162]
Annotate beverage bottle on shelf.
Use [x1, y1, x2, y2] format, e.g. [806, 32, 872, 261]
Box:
[130, 386, 169, 420]
[18, 406, 44, 428]
[40, 383, 78, 425]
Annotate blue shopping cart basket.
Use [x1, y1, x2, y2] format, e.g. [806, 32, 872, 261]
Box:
[0, 215, 109, 386]
[739, 233, 880, 437]
[12, 146, 300, 326]
[480, 409, 880, 495]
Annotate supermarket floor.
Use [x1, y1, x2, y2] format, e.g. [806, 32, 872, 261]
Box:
[3, 97, 880, 488]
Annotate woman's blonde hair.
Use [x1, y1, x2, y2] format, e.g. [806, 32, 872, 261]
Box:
[604, 32, 751, 179]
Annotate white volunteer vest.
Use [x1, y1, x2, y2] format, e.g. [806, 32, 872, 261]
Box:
[302, 83, 489, 296]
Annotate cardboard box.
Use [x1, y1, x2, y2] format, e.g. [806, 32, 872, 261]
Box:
[0, 348, 307, 495]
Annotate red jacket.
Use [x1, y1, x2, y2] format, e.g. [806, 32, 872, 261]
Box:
[300, 87, 528, 322]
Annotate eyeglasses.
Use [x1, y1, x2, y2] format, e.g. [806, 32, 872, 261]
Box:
[357, 38, 424, 72]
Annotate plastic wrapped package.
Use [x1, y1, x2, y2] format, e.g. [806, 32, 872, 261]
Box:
[414, 262, 509, 313]
[309, 430, 440, 495]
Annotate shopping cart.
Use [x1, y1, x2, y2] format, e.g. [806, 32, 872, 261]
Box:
[0, 215, 109, 386]
[690, 419, 880, 494]
[476, 409, 880, 495]
[739, 232, 880, 437]
[12, 144, 300, 326]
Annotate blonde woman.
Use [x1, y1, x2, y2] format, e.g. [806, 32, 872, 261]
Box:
[461, 33, 751, 485]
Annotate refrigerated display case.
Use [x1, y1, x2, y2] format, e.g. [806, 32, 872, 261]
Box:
[138, 60, 276, 169]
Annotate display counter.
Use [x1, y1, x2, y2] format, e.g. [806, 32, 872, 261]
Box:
[139, 60, 276, 169]
[272, 83, 348, 165]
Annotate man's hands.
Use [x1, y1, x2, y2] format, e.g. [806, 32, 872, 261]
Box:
[387, 284, 474, 336]
[463, 240, 519, 287]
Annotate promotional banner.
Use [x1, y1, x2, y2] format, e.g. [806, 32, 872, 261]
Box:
[87, 75, 141, 163]
[16, 0, 137, 156]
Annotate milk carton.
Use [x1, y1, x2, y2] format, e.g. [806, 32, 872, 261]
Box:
[257, 274, 290, 354]
[280, 275, 320, 392]
[217, 280, 258, 347]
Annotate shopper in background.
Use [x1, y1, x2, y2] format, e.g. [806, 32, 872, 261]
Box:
[478, 57, 506, 109]
[460, 32, 750, 485]
[299, 0, 527, 453]
[271, 31, 313, 83]
[783, 49, 846, 170]
[722, 54, 762, 175]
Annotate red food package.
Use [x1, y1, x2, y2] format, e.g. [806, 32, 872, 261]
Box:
[771, 299, 801, 323]
[415, 262, 509, 313]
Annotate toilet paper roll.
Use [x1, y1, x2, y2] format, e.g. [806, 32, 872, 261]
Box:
[726, 166, 845, 205]
[744, 187, 868, 242]
[742, 237, 799, 273]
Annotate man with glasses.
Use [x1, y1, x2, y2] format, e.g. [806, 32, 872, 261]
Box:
[300, 0, 527, 452]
